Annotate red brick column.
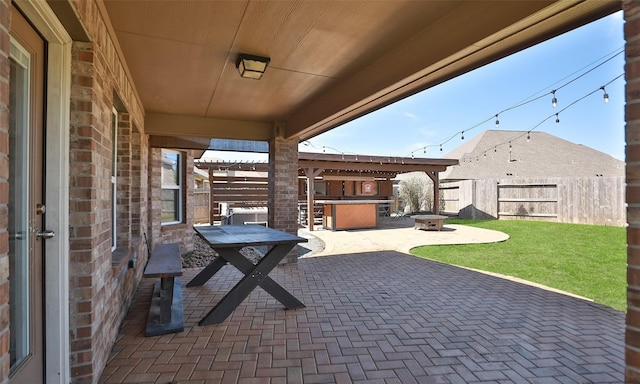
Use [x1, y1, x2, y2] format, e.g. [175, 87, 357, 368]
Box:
[627, 1, 640, 381]
[0, 0, 11, 381]
[268, 133, 299, 263]
[68, 41, 107, 382]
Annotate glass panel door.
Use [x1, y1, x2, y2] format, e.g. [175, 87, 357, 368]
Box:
[9, 36, 31, 373]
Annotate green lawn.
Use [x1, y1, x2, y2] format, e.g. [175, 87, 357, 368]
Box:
[410, 219, 627, 312]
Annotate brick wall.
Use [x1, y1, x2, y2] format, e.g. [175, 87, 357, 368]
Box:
[66, 1, 147, 382]
[149, 148, 196, 253]
[0, 0, 10, 381]
[268, 135, 299, 263]
[116, 113, 132, 245]
[68, 41, 105, 382]
[131, 128, 147, 239]
[626, 1, 640, 381]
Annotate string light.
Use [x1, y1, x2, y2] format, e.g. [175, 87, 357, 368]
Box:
[316, 64, 623, 160]
[414, 51, 623, 157]
[601, 86, 609, 103]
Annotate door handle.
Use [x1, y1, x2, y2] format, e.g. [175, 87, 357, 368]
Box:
[35, 229, 55, 240]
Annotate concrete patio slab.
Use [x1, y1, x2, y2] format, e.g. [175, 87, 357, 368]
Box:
[302, 223, 509, 256]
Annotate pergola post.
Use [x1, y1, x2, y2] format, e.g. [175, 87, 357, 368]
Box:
[426, 171, 440, 215]
[304, 167, 323, 231]
[208, 168, 215, 224]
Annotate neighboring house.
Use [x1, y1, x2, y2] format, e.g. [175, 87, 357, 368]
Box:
[194, 166, 209, 190]
[439, 130, 625, 225]
[440, 130, 624, 181]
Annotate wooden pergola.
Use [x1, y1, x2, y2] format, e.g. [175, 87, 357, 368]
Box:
[196, 152, 458, 230]
[298, 152, 459, 230]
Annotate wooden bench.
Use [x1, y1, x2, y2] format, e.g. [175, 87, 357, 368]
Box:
[411, 215, 447, 231]
[143, 243, 184, 336]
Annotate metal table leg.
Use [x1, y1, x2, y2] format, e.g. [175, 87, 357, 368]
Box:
[198, 243, 304, 325]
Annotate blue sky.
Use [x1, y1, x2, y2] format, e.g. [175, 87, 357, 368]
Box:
[207, 11, 625, 162]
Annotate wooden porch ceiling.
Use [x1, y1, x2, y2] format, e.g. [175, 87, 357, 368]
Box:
[95, 0, 619, 144]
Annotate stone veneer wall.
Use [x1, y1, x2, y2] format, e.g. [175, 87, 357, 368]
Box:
[268, 135, 300, 263]
[0, 0, 11, 381]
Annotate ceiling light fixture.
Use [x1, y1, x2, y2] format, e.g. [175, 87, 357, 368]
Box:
[236, 54, 270, 80]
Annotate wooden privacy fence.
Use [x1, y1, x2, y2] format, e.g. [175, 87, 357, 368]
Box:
[193, 189, 210, 224]
[440, 177, 626, 226]
[192, 172, 269, 224]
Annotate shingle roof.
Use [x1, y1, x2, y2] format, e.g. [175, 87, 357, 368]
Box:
[440, 130, 624, 181]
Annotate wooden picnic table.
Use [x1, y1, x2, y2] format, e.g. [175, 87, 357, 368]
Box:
[187, 225, 308, 325]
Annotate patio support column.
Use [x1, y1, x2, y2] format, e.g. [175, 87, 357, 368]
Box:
[268, 123, 299, 263]
[626, 1, 640, 381]
[208, 168, 215, 224]
[304, 168, 323, 231]
[426, 171, 440, 215]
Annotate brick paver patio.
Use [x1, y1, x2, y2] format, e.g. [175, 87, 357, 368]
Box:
[100, 251, 624, 383]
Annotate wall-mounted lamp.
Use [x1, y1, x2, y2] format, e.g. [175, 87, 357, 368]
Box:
[236, 54, 270, 80]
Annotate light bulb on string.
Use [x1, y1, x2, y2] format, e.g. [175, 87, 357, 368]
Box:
[601, 86, 609, 103]
[527, 132, 530, 142]
[439, 145, 443, 152]
[495, 114, 500, 129]
[411, 153, 414, 159]
[423, 147, 426, 154]
[461, 131, 464, 140]
[322, 146, 326, 153]
[555, 113, 560, 124]
[551, 90, 557, 108]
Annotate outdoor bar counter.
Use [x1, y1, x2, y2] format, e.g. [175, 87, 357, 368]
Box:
[318, 200, 392, 231]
